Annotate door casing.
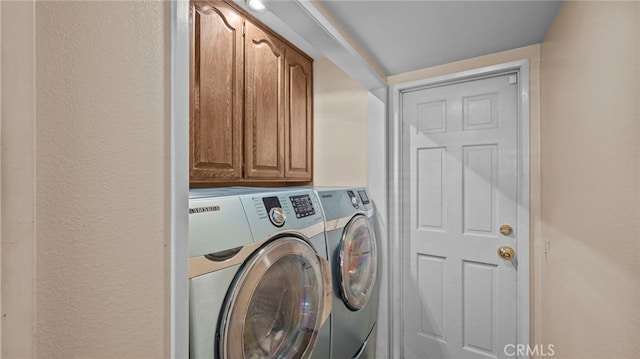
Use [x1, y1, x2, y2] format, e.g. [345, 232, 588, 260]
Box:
[388, 60, 530, 358]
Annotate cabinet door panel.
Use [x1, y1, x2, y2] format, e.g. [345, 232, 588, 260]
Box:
[284, 49, 313, 181]
[190, 1, 243, 183]
[244, 21, 285, 180]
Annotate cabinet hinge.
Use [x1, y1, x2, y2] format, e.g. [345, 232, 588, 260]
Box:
[508, 73, 518, 85]
[242, 22, 246, 36]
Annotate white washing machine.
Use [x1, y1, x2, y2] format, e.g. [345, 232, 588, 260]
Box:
[316, 187, 379, 359]
[188, 187, 332, 359]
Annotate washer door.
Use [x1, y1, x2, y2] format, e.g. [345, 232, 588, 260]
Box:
[218, 237, 331, 359]
[339, 215, 377, 311]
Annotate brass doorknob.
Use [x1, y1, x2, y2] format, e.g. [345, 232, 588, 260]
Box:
[499, 224, 513, 236]
[497, 246, 516, 260]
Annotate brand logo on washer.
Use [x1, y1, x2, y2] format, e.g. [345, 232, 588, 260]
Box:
[188, 205, 220, 214]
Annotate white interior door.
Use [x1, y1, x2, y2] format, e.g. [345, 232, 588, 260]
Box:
[401, 73, 520, 359]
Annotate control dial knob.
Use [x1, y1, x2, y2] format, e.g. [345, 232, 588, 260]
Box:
[269, 207, 286, 227]
[350, 196, 361, 209]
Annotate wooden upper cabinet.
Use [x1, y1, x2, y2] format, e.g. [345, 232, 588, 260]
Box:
[244, 21, 286, 181]
[190, 1, 244, 183]
[284, 48, 313, 182]
[189, 0, 313, 186]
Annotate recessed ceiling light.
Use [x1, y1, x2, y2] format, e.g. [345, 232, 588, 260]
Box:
[247, 0, 266, 12]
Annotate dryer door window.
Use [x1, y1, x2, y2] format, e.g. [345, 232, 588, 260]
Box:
[339, 215, 377, 311]
[218, 237, 329, 359]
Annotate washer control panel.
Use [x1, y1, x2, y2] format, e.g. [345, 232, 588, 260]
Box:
[290, 194, 316, 218]
[262, 196, 286, 227]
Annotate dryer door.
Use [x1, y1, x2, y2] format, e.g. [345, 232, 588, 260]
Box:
[218, 236, 331, 359]
[339, 214, 377, 311]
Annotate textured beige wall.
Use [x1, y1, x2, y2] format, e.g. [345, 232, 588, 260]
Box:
[388, 44, 544, 346]
[35, 1, 169, 358]
[540, 1, 640, 358]
[1, 1, 37, 357]
[314, 57, 369, 187]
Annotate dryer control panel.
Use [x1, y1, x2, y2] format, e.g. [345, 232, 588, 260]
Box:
[357, 189, 370, 205]
[347, 190, 361, 209]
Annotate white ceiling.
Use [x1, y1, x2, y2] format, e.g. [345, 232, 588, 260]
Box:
[318, 0, 564, 75]
[236, 0, 563, 89]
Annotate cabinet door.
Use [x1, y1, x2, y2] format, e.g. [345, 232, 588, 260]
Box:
[244, 21, 286, 180]
[190, 1, 243, 184]
[284, 49, 313, 181]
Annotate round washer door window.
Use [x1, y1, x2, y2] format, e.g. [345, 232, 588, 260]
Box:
[339, 215, 377, 311]
[219, 237, 328, 359]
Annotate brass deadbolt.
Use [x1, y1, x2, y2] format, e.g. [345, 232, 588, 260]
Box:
[500, 224, 513, 236]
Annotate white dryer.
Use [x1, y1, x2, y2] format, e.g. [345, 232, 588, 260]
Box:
[316, 187, 379, 359]
[188, 187, 332, 359]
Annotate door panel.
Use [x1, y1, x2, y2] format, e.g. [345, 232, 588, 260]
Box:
[417, 147, 446, 230]
[462, 261, 498, 355]
[284, 49, 313, 181]
[463, 145, 497, 236]
[402, 74, 519, 359]
[190, 2, 243, 182]
[416, 254, 445, 340]
[244, 21, 285, 180]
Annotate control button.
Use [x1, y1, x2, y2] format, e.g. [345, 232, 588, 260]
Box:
[269, 207, 286, 227]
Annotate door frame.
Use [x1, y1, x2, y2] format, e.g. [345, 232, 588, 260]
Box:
[170, 0, 190, 358]
[388, 60, 530, 358]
